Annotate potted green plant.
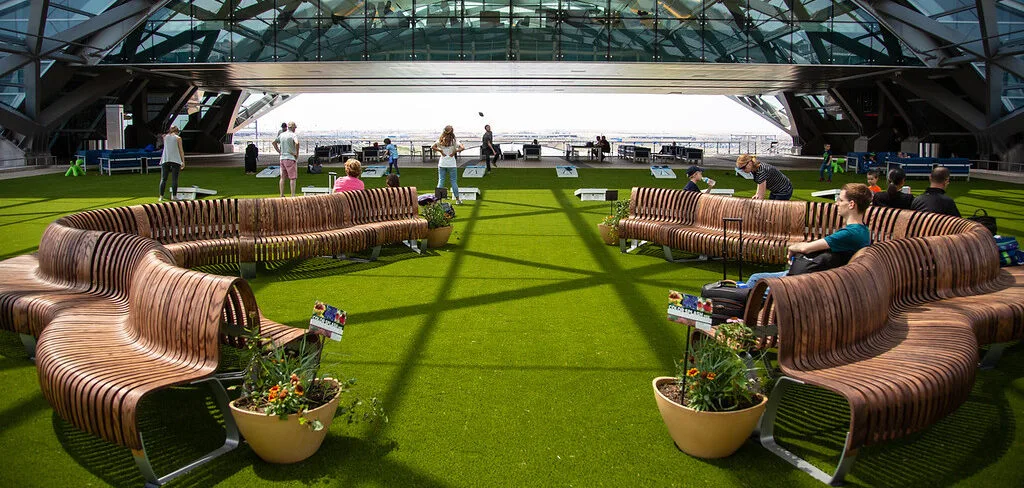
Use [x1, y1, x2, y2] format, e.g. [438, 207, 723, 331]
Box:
[229, 327, 379, 464]
[653, 318, 768, 458]
[422, 201, 455, 248]
[598, 200, 629, 246]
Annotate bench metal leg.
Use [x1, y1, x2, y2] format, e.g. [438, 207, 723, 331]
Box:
[402, 239, 423, 254]
[239, 262, 257, 280]
[132, 377, 240, 486]
[760, 376, 858, 486]
[979, 342, 1012, 370]
[662, 246, 710, 263]
[19, 334, 36, 360]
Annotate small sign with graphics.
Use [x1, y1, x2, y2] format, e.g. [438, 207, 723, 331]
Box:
[667, 290, 713, 332]
[556, 165, 578, 178]
[463, 165, 486, 178]
[309, 301, 346, 341]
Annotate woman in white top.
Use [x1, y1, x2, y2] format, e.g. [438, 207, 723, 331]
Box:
[158, 126, 185, 201]
[431, 125, 465, 204]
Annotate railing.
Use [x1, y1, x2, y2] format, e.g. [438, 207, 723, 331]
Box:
[972, 159, 1024, 173]
[0, 154, 58, 169]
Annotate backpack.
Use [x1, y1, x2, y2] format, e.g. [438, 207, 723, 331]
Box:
[995, 236, 1021, 267]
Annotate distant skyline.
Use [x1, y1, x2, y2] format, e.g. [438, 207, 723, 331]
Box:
[256, 93, 789, 139]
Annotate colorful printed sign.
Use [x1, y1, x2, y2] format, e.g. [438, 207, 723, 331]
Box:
[667, 290, 713, 332]
[310, 301, 346, 341]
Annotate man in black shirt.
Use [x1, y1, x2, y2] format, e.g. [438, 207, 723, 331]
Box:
[481, 125, 496, 172]
[911, 166, 960, 217]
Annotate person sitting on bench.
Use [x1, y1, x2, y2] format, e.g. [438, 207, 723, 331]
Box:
[333, 159, 365, 193]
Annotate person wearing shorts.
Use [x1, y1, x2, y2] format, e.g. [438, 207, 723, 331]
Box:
[273, 121, 300, 197]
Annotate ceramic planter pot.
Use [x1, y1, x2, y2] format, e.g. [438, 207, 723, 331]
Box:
[230, 378, 341, 464]
[597, 223, 618, 245]
[652, 376, 767, 458]
[427, 226, 454, 248]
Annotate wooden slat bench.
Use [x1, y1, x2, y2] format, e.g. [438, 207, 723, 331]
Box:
[757, 226, 1024, 485]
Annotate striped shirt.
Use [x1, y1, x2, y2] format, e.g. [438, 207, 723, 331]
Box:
[753, 162, 792, 196]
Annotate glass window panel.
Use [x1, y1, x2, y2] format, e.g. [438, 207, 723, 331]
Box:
[1002, 68, 1024, 111]
[511, 17, 555, 60]
[799, 1, 834, 21]
[792, 21, 828, 63]
[0, 3, 29, 40]
[704, 19, 746, 62]
[465, 13, 510, 60]
[559, 19, 605, 61]
[748, 20, 791, 63]
[367, 16, 413, 60]
[415, 18, 463, 60]
[656, 0, 699, 20]
[321, 18, 366, 60]
[191, 20, 233, 62]
[278, 18, 320, 61]
[293, 0, 321, 18]
[44, 7, 89, 38]
[748, 1, 788, 22]
[152, 20, 194, 63]
[609, 20, 653, 61]
[423, 0, 461, 17]
[703, 2, 732, 20]
[192, 0, 229, 18]
[656, 19, 701, 62]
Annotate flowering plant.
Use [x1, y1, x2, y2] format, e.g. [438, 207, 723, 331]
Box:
[599, 200, 630, 229]
[676, 319, 764, 412]
[421, 201, 454, 229]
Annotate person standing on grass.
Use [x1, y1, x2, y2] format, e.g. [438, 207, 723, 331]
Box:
[332, 159, 365, 193]
[384, 138, 400, 176]
[433, 125, 465, 204]
[481, 124, 496, 173]
[157, 126, 185, 202]
[736, 154, 793, 201]
[273, 121, 300, 197]
[244, 141, 258, 174]
[819, 143, 833, 182]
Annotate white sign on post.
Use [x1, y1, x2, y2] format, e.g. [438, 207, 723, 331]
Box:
[309, 301, 346, 341]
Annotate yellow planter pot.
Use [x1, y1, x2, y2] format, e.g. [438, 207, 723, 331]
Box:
[597, 223, 618, 245]
[230, 378, 341, 464]
[652, 376, 767, 458]
[427, 226, 454, 248]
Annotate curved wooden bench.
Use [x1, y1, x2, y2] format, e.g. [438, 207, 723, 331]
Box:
[0, 187, 428, 485]
[758, 225, 1024, 484]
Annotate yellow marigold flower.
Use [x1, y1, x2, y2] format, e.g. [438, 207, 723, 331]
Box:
[295, 385, 304, 396]
[686, 368, 699, 377]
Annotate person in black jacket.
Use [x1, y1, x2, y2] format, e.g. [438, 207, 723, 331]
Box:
[911, 166, 960, 217]
[244, 142, 259, 174]
[872, 168, 913, 209]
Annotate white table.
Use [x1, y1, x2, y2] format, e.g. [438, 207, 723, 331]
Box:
[301, 186, 332, 196]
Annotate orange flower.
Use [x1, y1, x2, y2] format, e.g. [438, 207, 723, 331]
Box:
[686, 368, 699, 377]
[279, 388, 288, 399]
[290, 373, 300, 385]
[295, 384, 304, 396]
[706, 372, 716, 380]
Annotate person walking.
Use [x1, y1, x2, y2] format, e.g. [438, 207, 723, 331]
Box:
[157, 126, 185, 201]
[819, 143, 833, 182]
[481, 124, 496, 173]
[433, 125, 465, 204]
[736, 154, 793, 200]
[244, 141, 258, 174]
[273, 121, 300, 197]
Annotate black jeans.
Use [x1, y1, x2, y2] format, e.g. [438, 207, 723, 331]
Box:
[483, 151, 496, 171]
[159, 162, 181, 199]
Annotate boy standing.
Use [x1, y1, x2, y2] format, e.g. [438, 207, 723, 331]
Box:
[384, 138, 400, 176]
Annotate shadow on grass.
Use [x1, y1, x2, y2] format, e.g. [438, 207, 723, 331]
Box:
[767, 358, 1017, 487]
[0, 331, 30, 361]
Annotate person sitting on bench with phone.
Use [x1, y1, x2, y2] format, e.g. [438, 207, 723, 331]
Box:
[743, 183, 872, 288]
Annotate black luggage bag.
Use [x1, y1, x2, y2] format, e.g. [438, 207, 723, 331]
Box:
[701, 218, 750, 325]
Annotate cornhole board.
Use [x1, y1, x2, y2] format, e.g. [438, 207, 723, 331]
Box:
[463, 165, 486, 178]
[361, 165, 387, 178]
[650, 165, 677, 179]
[734, 167, 754, 179]
[708, 188, 735, 196]
[302, 186, 332, 196]
[574, 188, 617, 202]
[454, 187, 480, 200]
[174, 186, 218, 200]
[811, 188, 842, 201]
[256, 166, 280, 178]
[556, 166, 578, 178]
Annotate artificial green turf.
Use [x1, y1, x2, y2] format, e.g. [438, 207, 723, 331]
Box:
[0, 166, 1022, 487]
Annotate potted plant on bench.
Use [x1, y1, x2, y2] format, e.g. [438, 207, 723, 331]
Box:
[598, 200, 629, 246]
[422, 201, 455, 248]
[652, 317, 768, 458]
[229, 327, 382, 463]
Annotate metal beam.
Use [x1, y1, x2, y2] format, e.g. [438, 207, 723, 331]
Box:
[895, 74, 986, 133]
[38, 71, 130, 131]
[828, 87, 864, 134]
[875, 80, 917, 135]
[26, 0, 49, 55]
[23, 59, 40, 119]
[988, 107, 1024, 141]
[38, 0, 161, 58]
[0, 103, 43, 135]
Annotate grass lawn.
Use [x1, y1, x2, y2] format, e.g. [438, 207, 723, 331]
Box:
[0, 166, 1022, 487]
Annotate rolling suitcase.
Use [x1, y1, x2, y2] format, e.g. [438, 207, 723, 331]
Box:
[701, 218, 750, 325]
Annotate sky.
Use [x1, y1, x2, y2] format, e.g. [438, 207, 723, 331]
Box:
[256, 93, 789, 138]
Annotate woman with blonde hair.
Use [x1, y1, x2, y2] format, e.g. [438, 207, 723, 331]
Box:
[157, 126, 185, 201]
[332, 158, 365, 193]
[431, 125, 465, 204]
[735, 154, 792, 200]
